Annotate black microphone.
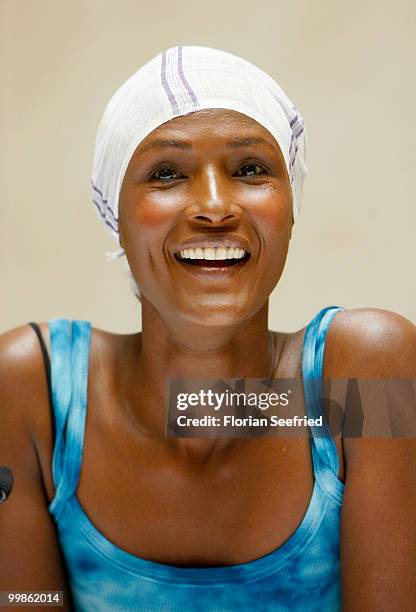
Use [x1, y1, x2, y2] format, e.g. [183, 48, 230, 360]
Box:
[0, 467, 14, 504]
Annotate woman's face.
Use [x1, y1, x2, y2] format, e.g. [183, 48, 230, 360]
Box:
[119, 109, 293, 326]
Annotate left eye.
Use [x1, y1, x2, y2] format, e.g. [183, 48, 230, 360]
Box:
[234, 163, 267, 178]
[151, 167, 183, 182]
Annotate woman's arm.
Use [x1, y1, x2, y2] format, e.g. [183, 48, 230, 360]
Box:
[327, 309, 416, 611]
[0, 326, 72, 610]
[341, 437, 416, 610]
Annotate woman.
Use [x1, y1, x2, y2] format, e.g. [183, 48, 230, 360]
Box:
[1, 46, 415, 611]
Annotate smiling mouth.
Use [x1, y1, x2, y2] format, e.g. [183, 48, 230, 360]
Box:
[174, 246, 250, 268]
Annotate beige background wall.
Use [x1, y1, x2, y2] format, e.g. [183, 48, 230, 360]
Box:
[1, 0, 415, 333]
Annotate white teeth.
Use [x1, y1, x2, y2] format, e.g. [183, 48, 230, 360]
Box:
[216, 247, 227, 260]
[204, 247, 216, 260]
[178, 246, 247, 261]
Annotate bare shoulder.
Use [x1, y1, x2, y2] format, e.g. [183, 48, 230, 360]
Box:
[0, 323, 52, 439]
[0, 322, 51, 369]
[323, 307, 416, 378]
[0, 321, 136, 424]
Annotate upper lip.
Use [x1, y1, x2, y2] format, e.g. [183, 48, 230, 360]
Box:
[172, 235, 251, 255]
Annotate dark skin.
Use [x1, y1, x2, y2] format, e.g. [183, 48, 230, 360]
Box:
[1, 109, 415, 611]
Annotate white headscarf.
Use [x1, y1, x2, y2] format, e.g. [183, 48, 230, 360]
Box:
[91, 45, 307, 293]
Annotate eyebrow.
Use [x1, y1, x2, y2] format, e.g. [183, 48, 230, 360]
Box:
[139, 139, 192, 153]
[139, 136, 275, 154]
[226, 137, 275, 151]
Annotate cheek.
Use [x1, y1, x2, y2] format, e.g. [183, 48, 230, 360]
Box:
[119, 190, 184, 293]
[240, 183, 292, 246]
[244, 184, 292, 296]
[120, 189, 181, 246]
[237, 179, 291, 212]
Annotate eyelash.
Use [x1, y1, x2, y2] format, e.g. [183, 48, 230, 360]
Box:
[149, 162, 269, 183]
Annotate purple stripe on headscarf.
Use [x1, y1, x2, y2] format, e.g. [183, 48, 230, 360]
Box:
[91, 188, 119, 222]
[91, 181, 108, 203]
[104, 205, 119, 223]
[93, 200, 119, 233]
[177, 46, 199, 108]
[293, 124, 304, 139]
[288, 125, 304, 168]
[289, 116, 303, 172]
[289, 144, 299, 169]
[161, 51, 179, 114]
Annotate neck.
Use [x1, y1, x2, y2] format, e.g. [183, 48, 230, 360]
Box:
[125, 297, 277, 460]
[140, 296, 274, 374]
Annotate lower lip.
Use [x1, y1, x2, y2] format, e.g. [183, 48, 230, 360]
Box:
[174, 255, 250, 276]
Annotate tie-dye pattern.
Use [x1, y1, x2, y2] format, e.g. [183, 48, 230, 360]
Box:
[48, 306, 345, 611]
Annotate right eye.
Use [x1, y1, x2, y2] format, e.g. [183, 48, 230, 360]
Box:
[150, 167, 184, 182]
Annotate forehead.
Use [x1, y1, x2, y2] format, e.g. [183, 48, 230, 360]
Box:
[136, 108, 281, 152]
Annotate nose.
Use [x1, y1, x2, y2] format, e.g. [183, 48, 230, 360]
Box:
[186, 166, 241, 227]
[190, 208, 239, 226]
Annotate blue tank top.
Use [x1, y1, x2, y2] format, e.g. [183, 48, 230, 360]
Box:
[47, 306, 345, 612]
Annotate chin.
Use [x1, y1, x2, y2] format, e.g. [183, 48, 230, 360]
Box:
[171, 293, 262, 327]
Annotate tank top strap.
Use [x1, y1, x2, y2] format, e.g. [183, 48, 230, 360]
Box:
[301, 306, 344, 492]
[48, 319, 92, 519]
